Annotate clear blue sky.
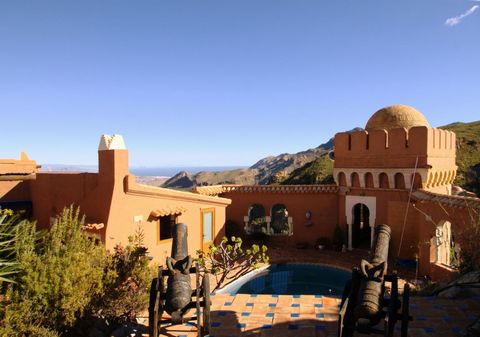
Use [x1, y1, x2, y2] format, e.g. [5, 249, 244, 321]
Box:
[1, 1, 479, 167]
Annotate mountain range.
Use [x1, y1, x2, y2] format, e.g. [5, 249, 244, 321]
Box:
[161, 129, 343, 189]
[161, 122, 480, 196]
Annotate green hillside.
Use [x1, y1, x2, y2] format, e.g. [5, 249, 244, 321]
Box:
[440, 121, 480, 195]
[280, 121, 480, 196]
[279, 152, 334, 185]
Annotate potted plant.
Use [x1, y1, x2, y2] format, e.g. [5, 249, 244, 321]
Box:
[315, 237, 331, 250]
[332, 225, 346, 252]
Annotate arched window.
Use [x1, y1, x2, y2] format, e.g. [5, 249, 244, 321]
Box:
[364, 172, 374, 188]
[394, 173, 405, 189]
[351, 172, 360, 188]
[248, 204, 266, 234]
[270, 204, 290, 235]
[412, 173, 422, 189]
[379, 173, 389, 189]
[338, 172, 347, 187]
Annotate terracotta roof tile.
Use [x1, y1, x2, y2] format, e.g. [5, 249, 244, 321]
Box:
[193, 184, 339, 196]
[412, 190, 480, 210]
[150, 206, 187, 218]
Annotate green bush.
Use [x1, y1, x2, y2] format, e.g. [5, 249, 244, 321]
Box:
[196, 236, 269, 291]
[0, 206, 107, 334]
[0, 209, 22, 286]
[459, 208, 480, 274]
[92, 228, 155, 323]
[0, 207, 156, 335]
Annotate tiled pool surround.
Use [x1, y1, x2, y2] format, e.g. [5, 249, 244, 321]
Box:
[156, 293, 480, 337]
[153, 248, 476, 336]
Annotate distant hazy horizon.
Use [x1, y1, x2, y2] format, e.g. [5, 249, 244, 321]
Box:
[40, 164, 248, 177]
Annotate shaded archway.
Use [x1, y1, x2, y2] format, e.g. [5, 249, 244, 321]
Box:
[352, 203, 370, 249]
[412, 173, 422, 189]
[248, 204, 266, 234]
[270, 204, 289, 235]
[379, 173, 389, 188]
[394, 173, 405, 189]
[351, 172, 360, 188]
[338, 172, 347, 187]
[365, 172, 374, 188]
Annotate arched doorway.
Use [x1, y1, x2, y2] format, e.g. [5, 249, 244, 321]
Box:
[352, 203, 370, 249]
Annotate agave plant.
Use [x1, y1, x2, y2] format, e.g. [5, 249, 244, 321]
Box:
[0, 209, 21, 284]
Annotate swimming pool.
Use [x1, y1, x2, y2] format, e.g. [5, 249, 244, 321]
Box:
[219, 263, 350, 296]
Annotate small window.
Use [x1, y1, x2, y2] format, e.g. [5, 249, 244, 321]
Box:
[158, 215, 176, 242]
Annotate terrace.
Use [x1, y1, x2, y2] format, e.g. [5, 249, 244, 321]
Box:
[138, 246, 480, 337]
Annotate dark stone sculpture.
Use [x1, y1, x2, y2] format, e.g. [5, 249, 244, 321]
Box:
[338, 224, 411, 337]
[149, 222, 211, 337]
[165, 223, 193, 324]
[354, 224, 391, 326]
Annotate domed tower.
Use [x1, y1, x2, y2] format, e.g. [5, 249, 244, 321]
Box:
[333, 105, 457, 251]
[333, 105, 457, 194]
[365, 105, 430, 131]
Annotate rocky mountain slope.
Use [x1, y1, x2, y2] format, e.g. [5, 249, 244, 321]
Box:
[160, 122, 480, 195]
[162, 138, 335, 189]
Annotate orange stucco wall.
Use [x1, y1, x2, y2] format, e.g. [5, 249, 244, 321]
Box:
[222, 187, 421, 259]
[0, 148, 231, 265]
[29, 172, 101, 228]
[412, 200, 474, 277]
[0, 180, 30, 202]
[105, 179, 228, 264]
[222, 189, 339, 248]
[339, 188, 422, 259]
[334, 126, 456, 170]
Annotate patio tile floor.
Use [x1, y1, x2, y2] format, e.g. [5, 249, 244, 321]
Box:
[144, 247, 478, 336]
[151, 293, 480, 337]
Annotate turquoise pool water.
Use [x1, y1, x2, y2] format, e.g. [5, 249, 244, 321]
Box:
[222, 264, 350, 296]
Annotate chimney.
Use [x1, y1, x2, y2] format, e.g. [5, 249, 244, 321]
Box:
[98, 134, 129, 185]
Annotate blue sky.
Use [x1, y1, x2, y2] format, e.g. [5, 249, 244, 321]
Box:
[1, 1, 479, 167]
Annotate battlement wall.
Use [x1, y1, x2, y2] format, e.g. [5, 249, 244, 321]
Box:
[334, 126, 456, 169]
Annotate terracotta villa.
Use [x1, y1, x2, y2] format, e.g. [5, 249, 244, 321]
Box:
[1, 104, 479, 283]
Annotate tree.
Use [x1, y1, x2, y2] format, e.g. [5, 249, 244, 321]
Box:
[196, 236, 269, 291]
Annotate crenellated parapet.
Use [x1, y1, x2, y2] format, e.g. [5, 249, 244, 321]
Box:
[334, 126, 456, 169]
[333, 125, 457, 194]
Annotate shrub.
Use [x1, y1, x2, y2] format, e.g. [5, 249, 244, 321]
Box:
[0, 206, 107, 334]
[250, 217, 267, 234]
[458, 208, 480, 274]
[0, 209, 22, 286]
[196, 236, 269, 291]
[92, 228, 156, 323]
